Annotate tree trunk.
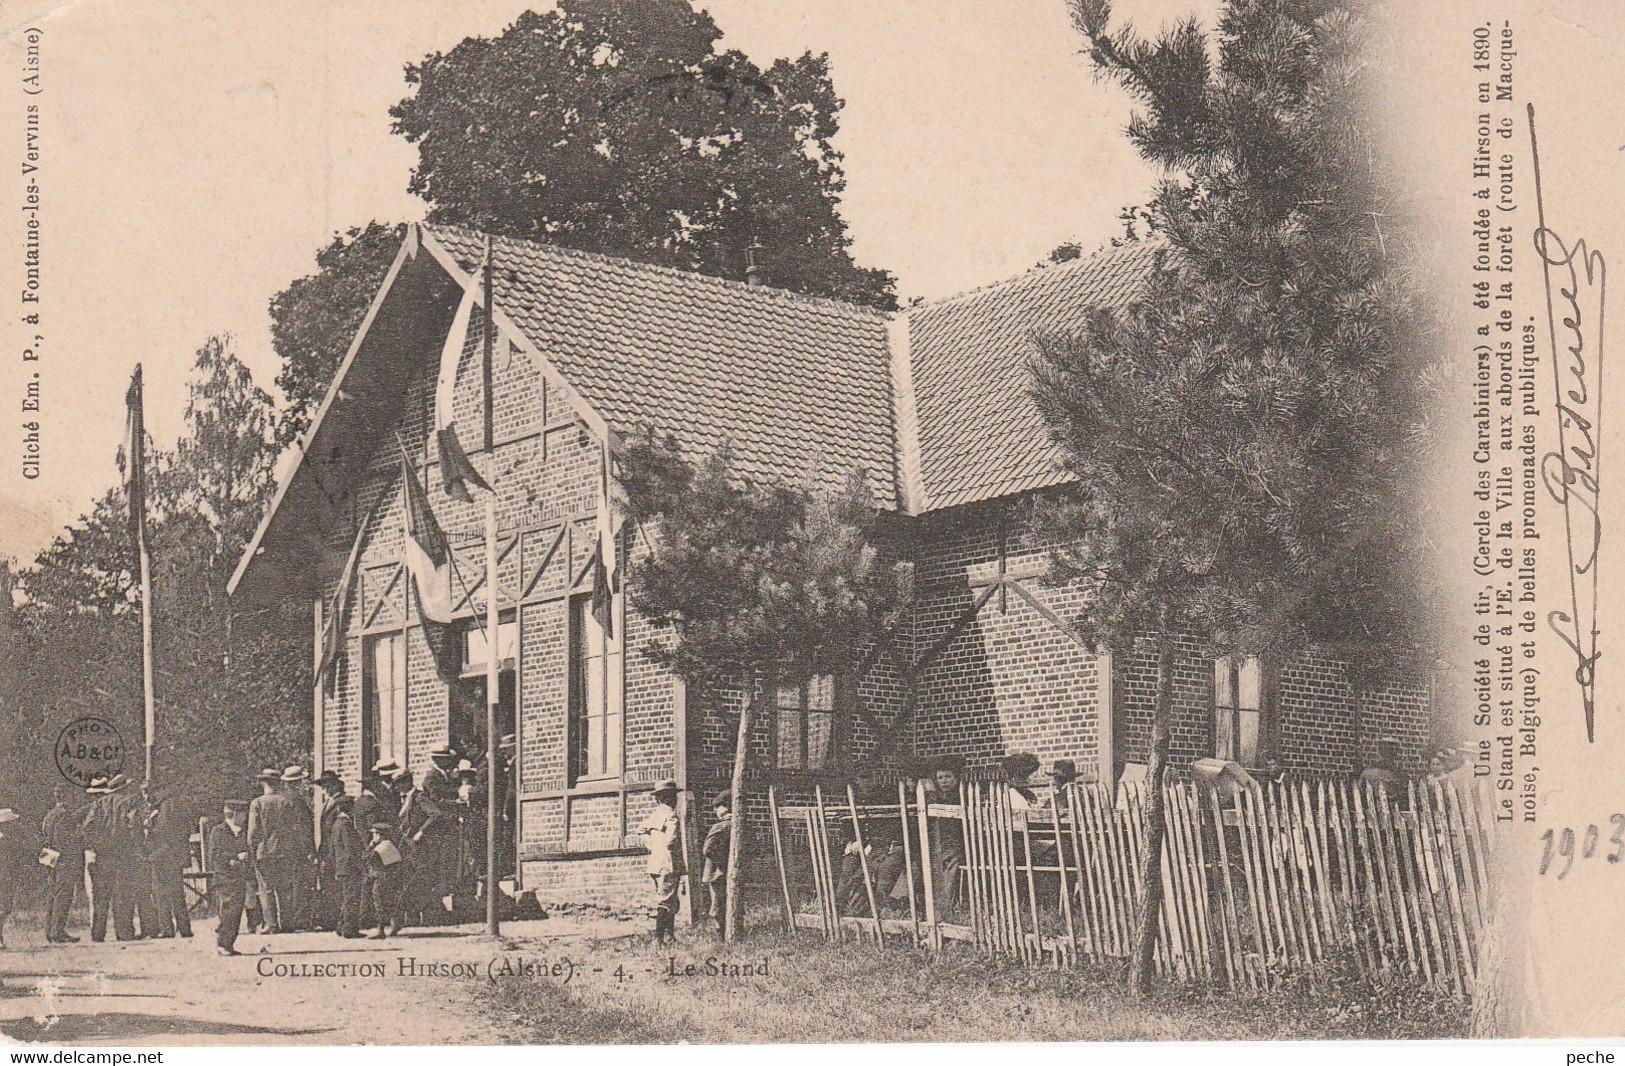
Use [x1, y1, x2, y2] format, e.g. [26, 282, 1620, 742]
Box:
[1129, 639, 1175, 996]
[723, 686, 756, 942]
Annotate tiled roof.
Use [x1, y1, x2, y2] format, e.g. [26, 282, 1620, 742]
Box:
[424, 225, 896, 502]
[905, 240, 1161, 510]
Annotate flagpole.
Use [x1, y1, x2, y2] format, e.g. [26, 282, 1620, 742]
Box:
[139, 514, 156, 785]
[126, 364, 157, 786]
[484, 494, 500, 937]
[482, 234, 501, 938]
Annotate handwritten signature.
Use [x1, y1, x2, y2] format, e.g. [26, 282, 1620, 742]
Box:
[1529, 102, 1605, 742]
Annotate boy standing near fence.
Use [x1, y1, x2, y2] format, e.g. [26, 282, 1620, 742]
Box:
[366, 821, 405, 939]
[701, 790, 731, 936]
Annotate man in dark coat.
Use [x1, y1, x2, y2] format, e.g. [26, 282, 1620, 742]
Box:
[110, 775, 157, 937]
[412, 747, 461, 919]
[78, 777, 117, 941]
[312, 770, 346, 931]
[142, 783, 192, 938]
[208, 800, 254, 956]
[84, 774, 143, 941]
[40, 785, 84, 943]
[248, 768, 314, 932]
[328, 796, 366, 938]
[353, 764, 393, 832]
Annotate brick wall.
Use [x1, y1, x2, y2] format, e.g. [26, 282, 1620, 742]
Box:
[909, 498, 1105, 777]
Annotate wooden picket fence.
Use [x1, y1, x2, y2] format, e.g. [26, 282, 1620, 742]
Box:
[770, 773, 1497, 996]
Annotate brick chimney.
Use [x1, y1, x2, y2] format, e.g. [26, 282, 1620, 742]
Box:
[745, 238, 765, 287]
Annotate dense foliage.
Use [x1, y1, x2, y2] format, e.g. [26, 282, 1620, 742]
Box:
[1036, 0, 1444, 671]
[7, 338, 306, 823]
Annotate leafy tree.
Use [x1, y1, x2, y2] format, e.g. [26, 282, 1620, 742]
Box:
[1034, 0, 1443, 993]
[270, 221, 405, 446]
[17, 337, 306, 809]
[392, 2, 894, 307]
[273, 2, 893, 446]
[621, 432, 910, 940]
[22, 489, 137, 616]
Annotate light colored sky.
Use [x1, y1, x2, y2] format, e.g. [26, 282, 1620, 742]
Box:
[0, 0, 1211, 563]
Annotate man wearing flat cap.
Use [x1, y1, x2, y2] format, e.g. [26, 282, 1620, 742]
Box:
[209, 800, 254, 955]
[634, 779, 685, 944]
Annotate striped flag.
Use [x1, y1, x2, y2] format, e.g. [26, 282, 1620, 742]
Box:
[320, 491, 386, 682]
[399, 441, 454, 624]
[589, 447, 630, 638]
[432, 240, 498, 504]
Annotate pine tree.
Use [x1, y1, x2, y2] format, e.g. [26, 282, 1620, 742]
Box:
[1035, 0, 1445, 993]
[620, 433, 910, 940]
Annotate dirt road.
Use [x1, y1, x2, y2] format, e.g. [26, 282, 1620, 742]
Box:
[0, 913, 637, 1045]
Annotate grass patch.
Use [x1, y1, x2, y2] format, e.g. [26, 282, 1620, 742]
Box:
[479, 917, 1468, 1043]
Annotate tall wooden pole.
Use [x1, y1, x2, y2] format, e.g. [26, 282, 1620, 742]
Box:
[313, 597, 325, 844]
[127, 365, 156, 786]
[139, 526, 156, 784]
[484, 496, 500, 937]
[482, 235, 501, 938]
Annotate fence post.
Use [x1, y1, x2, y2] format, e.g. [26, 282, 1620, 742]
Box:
[846, 785, 884, 947]
[897, 781, 921, 947]
[767, 786, 795, 933]
[915, 778, 940, 950]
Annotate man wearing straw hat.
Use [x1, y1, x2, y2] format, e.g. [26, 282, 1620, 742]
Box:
[84, 774, 143, 940]
[78, 775, 118, 941]
[634, 779, 685, 945]
[249, 766, 313, 932]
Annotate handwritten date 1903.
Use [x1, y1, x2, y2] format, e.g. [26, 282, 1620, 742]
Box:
[1537, 816, 1625, 879]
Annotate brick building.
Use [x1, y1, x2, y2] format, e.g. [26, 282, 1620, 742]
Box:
[230, 224, 1434, 908]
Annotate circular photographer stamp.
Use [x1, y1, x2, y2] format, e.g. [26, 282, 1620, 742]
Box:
[55, 716, 126, 788]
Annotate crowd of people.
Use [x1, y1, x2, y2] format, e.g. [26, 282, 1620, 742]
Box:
[0, 741, 514, 957]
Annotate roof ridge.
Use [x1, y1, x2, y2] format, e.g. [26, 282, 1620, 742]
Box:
[422, 223, 888, 319]
[911, 236, 1164, 314]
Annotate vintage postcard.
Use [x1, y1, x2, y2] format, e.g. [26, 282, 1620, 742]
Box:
[0, 0, 1621, 1051]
